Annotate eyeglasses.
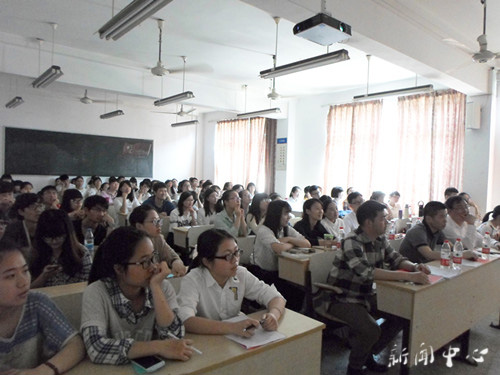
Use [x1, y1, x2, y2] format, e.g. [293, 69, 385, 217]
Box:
[43, 235, 66, 243]
[27, 203, 44, 211]
[124, 252, 160, 269]
[146, 218, 163, 227]
[213, 249, 243, 262]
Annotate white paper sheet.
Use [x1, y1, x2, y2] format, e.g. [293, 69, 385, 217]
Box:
[224, 314, 286, 349]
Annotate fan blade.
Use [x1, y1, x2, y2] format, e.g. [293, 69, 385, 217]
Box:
[168, 64, 213, 74]
[185, 108, 196, 114]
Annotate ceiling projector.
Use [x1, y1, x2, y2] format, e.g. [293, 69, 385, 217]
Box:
[293, 13, 351, 46]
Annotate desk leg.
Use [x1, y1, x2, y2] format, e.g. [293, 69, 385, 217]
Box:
[399, 319, 410, 375]
[490, 310, 500, 329]
[456, 330, 477, 367]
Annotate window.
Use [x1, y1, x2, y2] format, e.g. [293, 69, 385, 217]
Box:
[214, 117, 276, 192]
[324, 89, 466, 210]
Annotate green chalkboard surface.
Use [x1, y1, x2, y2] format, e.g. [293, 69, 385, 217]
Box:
[5, 127, 153, 177]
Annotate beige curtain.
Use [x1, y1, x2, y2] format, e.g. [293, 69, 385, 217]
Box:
[324, 100, 382, 196]
[214, 117, 270, 191]
[323, 90, 465, 209]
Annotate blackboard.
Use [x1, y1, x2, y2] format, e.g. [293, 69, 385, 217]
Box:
[4, 127, 153, 177]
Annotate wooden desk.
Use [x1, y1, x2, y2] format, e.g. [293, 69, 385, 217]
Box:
[278, 249, 327, 286]
[173, 225, 213, 249]
[66, 309, 325, 375]
[376, 257, 500, 375]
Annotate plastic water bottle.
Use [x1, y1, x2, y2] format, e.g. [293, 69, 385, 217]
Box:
[482, 232, 491, 260]
[452, 238, 463, 271]
[440, 240, 451, 269]
[84, 228, 94, 257]
[336, 227, 345, 248]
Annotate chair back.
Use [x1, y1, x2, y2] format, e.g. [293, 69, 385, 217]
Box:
[309, 251, 337, 294]
[237, 235, 256, 265]
[187, 225, 214, 247]
[161, 216, 170, 237]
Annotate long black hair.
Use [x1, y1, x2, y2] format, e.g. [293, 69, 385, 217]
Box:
[129, 205, 156, 227]
[31, 209, 84, 279]
[215, 189, 238, 213]
[178, 191, 195, 216]
[247, 193, 269, 224]
[190, 229, 236, 270]
[482, 205, 500, 223]
[263, 200, 291, 238]
[301, 198, 322, 228]
[61, 188, 83, 213]
[117, 180, 135, 202]
[202, 187, 218, 217]
[88, 226, 148, 284]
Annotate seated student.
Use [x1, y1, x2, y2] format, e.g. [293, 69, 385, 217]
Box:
[40, 185, 60, 210]
[400, 201, 477, 263]
[142, 182, 175, 219]
[73, 195, 114, 247]
[320, 195, 345, 240]
[197, 187, 218, 225]
[113, 180, 140, 225]
[239, 189, 252, 217]
[246, 193, 270, 235]
[331, 186, 344, 211]
[286, 186, 302, 212]
[20, 181, 34, 194]
[100, 177, 119, 204]
[478, 205, 500, 243]
[444, 187, 459, 201]
[84, 176, 102, 199]
[73, 176, 86, 196]
[3, 193, 43, 260]
[0, 213, 8, 242]
[80, 227, 193, 364]
[246, 182, 256, 199]
[0, 240, 85, 373]
[30, 209, 92, 288]
[252, 200, 310, 311]
[387, 191, 402, 219]
[327, 201, 431, 375]
[61, 189, 86, 221]
[198, 180, 213, 204]
[214, 190, 247, 237]
[0, 182, 15, 217]
[129, 206, 187, 277]
[308, 185, 322, 200]
[169, 192, 197, 232]
[458, 192, 481, 222]
[135, 180, 151, 204]
[177, 229, 286, 336]
[293, 198, 329, 247]
[343, 192, 364, 234]
[442, 196, 485, 249]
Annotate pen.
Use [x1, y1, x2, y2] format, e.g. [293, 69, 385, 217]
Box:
[167, 332, 203, 355]
[243, 319, 266, 332]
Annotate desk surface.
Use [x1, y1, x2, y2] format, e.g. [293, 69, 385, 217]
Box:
[66, 309, 325, 375]
[376, 257, 500, 368]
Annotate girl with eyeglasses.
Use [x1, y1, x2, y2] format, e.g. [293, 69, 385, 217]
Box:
[61, 188, 85, 221]
[177, 229, 286, 336]
[81, 227, 193, 365]
[0, 240, 86, 373]
[130, 206, 187, 277]
[30, 209, 91, 288]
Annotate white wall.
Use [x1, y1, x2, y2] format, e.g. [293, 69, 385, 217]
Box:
[0, 80, 197, 191]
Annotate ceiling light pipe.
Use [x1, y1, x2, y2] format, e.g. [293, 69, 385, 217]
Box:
[236, 107, 281, 119]
[32, 65, 64, 88]
[5, 96, 24, 109]
[353, 84, 434, 101]
[154, 91, 194, 107]
[171, 120, 199, 127]
[260, 49, 349, 79]
[100, 109, 124, 119]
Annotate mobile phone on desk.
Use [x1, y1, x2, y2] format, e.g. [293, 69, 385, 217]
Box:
[131, 355, 165, 374]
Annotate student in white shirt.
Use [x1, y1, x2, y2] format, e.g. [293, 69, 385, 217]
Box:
[343, 192, 364, 235]
[245, 193, 270, 235]
[387, 191, 402, 219]
[442, 196, 484, 249]
[169, 191, 197, 233]
[84, 176, 102, 199]
[113, 180, 140, 225]
[320, 195, 345, 239]
[197, 187, 218, 226]
[286, 186, 302, 212]
[177, 229, 286, 336]
[478, 205, 500, 247]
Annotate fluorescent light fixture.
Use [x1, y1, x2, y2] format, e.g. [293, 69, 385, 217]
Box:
[32, 65, 63, 88]
[154, 91, 195, 107]
[171, 120, 199, 127]
[100, 109, 124, 119]
[237, 107, 281, 119]
[5, 96, 24, 109]
[260, 49, 349, 79]
[98, 0, 173, 41]
[353, 84, 434, 101]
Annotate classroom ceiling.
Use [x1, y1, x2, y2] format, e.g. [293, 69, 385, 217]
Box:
[0, 0, 498, 112]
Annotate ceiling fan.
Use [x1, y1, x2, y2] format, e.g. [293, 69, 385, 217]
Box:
[79, 89, 107, 104]
[471, 0, 498, 63]
[152, 56, 197, 116]
[151, 19, 169, 76]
